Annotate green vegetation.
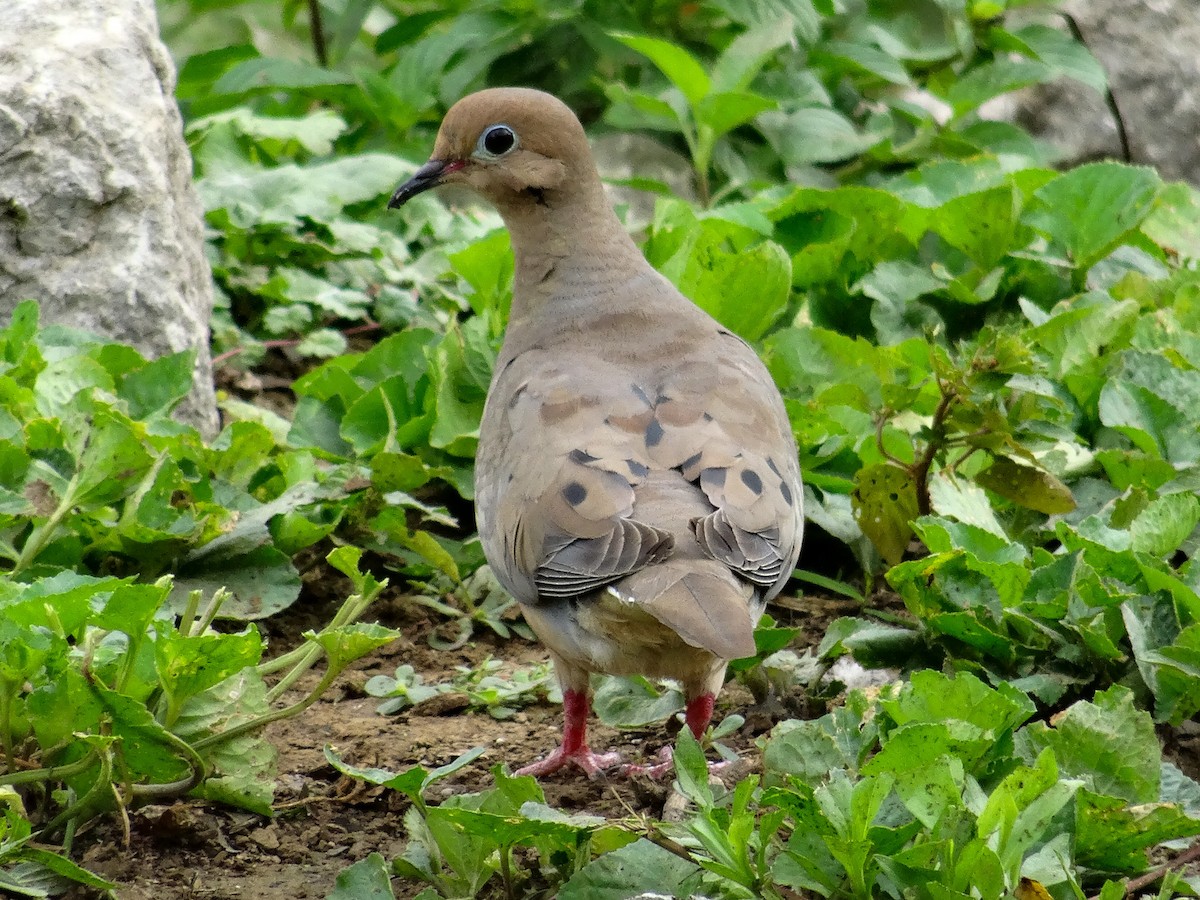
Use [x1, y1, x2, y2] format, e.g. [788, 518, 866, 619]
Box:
[1, 0, 1199, 895]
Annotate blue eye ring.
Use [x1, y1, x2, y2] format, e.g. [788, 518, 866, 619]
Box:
[478, 124, 518, 157]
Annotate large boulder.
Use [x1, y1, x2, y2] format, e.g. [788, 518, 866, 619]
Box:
[1017, 0, 1200, 186]
[0, 0, 219, 435]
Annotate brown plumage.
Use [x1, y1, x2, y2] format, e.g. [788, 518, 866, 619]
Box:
[389, 87, 803, 777]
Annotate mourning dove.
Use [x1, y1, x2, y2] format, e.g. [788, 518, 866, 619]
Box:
[389, 88, 803, 777]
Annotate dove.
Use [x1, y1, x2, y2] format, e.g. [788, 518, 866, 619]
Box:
[388, 87, 802, 777]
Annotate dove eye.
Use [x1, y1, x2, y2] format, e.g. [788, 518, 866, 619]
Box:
[478, 124, 518, 157]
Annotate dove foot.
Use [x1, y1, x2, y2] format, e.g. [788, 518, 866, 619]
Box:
[516, 745, 624, 778]
[516, 688, 622, 778]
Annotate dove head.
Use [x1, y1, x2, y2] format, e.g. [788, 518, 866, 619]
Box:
[388, 88, 597, 214]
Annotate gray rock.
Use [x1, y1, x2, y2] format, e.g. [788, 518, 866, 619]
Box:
[0, 0, 218, 435]
[1016, 0, 1200, 185]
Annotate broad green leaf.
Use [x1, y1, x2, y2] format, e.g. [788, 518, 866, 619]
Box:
[1141, 181, 1200, 261]
[1016, 686, 1159, 803]
[1139, 623, 1200, 725]
[695, 91, 776, 137]
[118, 350, 195, 420]
[995, 24, 1107, 94]
[711, 25, 793, 93]
[679, 235, 791, 342]
[611, 33, 711, 106]
[307, 623, 401, 671]
[559, 838, 700, 899]
[930, 184, 1021, 270]
[852, 463, 918, 566]
[814, 40, 912, 86]
[944, 58, 1051, 117]
[212, 57, 355, 95]
[172, 545, 302, 620]
[592, 675, 684, 729]
[975, 456, 1076, 515]
[1025, 163, 1162, 270]
[450, 229, 513, 322]
[174, 668, 276, 815]
[155, 627, 264, 712]
[1129, 493, 1200, 557]
[1074, 788, 1200, 872]
[326, 853, 395, 900]
[883, 670, 1035, 739]
[759, 106, 886, 165]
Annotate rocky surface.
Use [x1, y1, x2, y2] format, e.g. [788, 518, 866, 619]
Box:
[1017, 0, 1200, 185]
[0, 0, 218, 435]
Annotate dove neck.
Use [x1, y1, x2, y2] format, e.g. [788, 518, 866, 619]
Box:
[498, 178, 649, 320]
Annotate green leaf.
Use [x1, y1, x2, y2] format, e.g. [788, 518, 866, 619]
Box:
[930, 184, 1021, 270]
[174, 668, 276, 815]
[1016, 686, 1160, 803]
[996, 24, 1107, 94]
[591, 675, 684, 729]
[173, 545, 302, 620]
[324, 744, 487, 805]
[212, 57, 355, 95]
[1129, 493, 1200, 557]
[1025, 163, 1162, 270]
[1074, 788, 1200, 872]
[611, 33, 711, 107]
[559, 838, 701, 899]
[156, 627, 264, 712]
[852, 463, 918, 566]
[695, 91, 776, 137]
[759, 106, 886, 165]
[679, 235, 791, 342]
[944, 59, 1051, 117]
[814, 40, 913, 86]
[326, 853, 395, 900]
[1141, 182, 1200, 261]
[975, 456, 1076, 515]
[307, 623, 401, 671]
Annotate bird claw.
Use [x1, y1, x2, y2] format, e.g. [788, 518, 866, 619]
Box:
[515, 745, 623, 779]
[621, 746, 740, 780]
[619, 746, 675, 779]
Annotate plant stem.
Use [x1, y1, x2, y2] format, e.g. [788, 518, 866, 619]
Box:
[36, 749, 112, 837]
[499, 844, 515, 900]
[178, 588, 202, 638]
[127, 729, 206, 799]
[262, 577, 385, 700]
[0, 685, 14, 773]
[192, 663, 343, 752]
[0, 749, 98, 787]
[307, 0, 328, 67]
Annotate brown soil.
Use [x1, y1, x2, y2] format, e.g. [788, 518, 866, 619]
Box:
[61, 576, 862, 900]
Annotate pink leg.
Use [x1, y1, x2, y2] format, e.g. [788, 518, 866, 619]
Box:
[623, 691, 720, 779]
[515, 689, 622, 778]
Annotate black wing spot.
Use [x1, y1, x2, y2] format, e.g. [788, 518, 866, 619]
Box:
[680, 451, 703, 473]
[645, 418, 665, 447]
[562, 481, 588, 506]
[626, 458, 649, 478]
[569, 448, 599, 465]
[631, 383, 653, 406]
[780, 480, 793, 506]
[741, 469, 764, 495]
[766, 456, 782, 478]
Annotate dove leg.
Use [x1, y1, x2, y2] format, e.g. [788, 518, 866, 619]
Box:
[515, 687, 622, 777]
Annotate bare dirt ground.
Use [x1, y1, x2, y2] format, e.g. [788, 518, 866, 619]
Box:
[60, 567, 862, 900]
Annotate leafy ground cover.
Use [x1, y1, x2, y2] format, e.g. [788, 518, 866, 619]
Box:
[4, 0, 1200, 896]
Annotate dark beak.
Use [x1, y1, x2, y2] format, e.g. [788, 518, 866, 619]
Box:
[388, 159, 454, 209]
